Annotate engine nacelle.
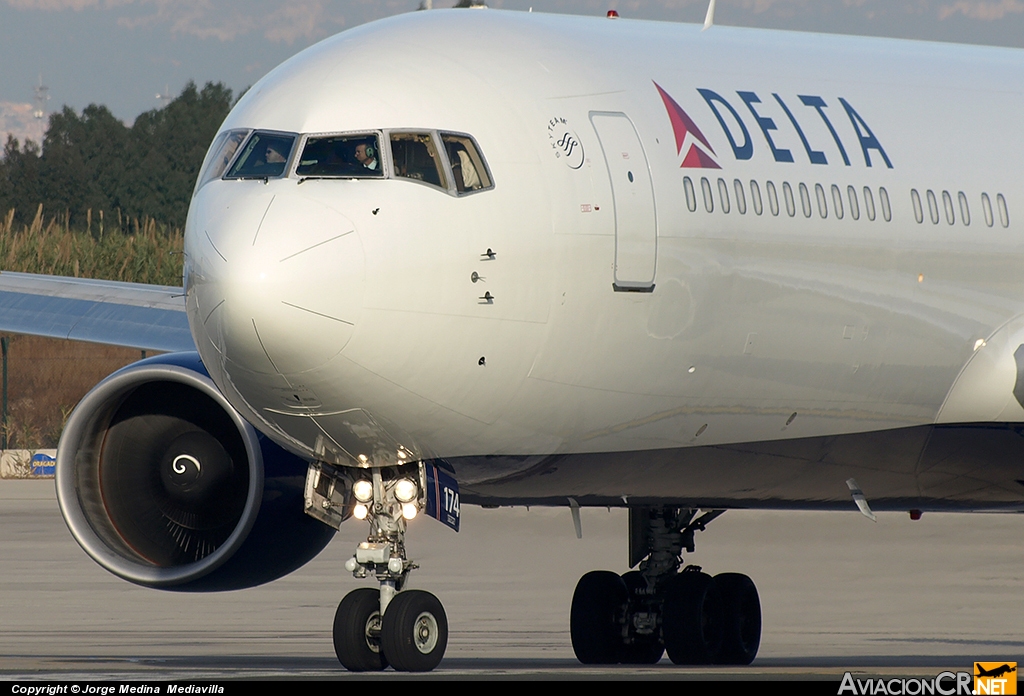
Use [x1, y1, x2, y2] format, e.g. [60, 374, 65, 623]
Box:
[56, 352, 334, 591]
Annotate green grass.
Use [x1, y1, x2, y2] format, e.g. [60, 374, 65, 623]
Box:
[0, 207, 184, 285]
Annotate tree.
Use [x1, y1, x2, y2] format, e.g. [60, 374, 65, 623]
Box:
[126, 81, 234, 228]
[0, 136, 44, 225]
[0, 81, 234, 232]
[38, 105, 129, 227]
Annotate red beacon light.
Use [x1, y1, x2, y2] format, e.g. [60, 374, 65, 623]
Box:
[607, 10, 619, 18]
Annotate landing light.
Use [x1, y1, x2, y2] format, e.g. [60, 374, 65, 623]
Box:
[402, 503, 418, 520]
[395, 478, 418, 503]
[353, 479, 373, 502]
[353, 503, 369, 520]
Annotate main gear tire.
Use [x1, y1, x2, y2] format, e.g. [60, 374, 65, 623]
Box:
[714, 572, 761, 665]
[662, 571, 724, 665]
[570, 570, 628, 664]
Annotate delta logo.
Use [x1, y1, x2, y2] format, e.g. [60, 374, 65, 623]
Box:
[655, 81, 721, 169]
[975, 662, 1017, 695]
[653, 81, 893, 171]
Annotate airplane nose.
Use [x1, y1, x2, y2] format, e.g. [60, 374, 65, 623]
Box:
[192, 191, 364, 377]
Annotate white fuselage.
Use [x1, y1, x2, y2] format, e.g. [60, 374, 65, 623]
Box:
[183, 10, 1024, 490]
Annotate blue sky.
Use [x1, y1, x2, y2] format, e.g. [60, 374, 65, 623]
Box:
[1, 0, 1022, 131]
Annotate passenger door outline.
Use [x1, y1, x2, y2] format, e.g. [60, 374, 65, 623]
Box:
[589, 111, 657, 292]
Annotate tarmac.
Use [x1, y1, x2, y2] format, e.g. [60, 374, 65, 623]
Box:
[0, 477, 1021, 680]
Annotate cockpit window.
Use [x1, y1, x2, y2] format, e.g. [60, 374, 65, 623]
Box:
[390, 132, 447, 190]
[225, 131, 296, 180]
[296, 134, 384, 178]
[441, 133, 492, 194]
[194, 129, 249, 193]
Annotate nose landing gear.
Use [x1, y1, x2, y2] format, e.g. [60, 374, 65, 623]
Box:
[570, 507, 761, 666]
[305, 461, 450, 672]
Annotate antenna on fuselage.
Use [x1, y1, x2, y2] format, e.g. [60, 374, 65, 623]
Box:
[702, 0, 716, 30]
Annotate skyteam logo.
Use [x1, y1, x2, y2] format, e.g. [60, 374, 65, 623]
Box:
[654, 81, 720, 169]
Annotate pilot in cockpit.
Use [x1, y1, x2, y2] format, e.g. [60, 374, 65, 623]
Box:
[354, 142, 379, 171]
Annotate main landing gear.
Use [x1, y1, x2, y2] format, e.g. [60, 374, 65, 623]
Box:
[570, 507, 761, 666]
[305, 461, 448, 672]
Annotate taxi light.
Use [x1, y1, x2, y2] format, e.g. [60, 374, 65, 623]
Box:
[395, 478, 418, 503]
[353, 503, 368, 520]
[353, 479, 373, 502]
[401, 503, 418, 520]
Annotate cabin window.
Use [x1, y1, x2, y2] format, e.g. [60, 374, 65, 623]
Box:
[718, 178, 731, 214]
[701, 177, 714, 213]
[196, 129, 249, 193]
[441, 133, 492, 193]
[296, 133, 383, 178]
[830, 185, 843, 220]
[863, 187, 876, 221]
[997, 194, 1010, 228]
[750, 180, 763, 216]
[225, 131, 297, 180]
[783, 182, 796, 217]
[958, 191, 970, 226]
[390, 132, 447, 189]
[911, 190, 923, 223]
[982, 193, 994, 227]
[847, 186, 859, 220]
[879, 187, 891, 222]
[942, 190, 955, 225]
[767, 181, 780, 216]
[926, 190, 939, 224]
[733, 179, 747, 215]
[799, 183, 812, 218]
[683, 177, 697, 212]
[815, 183, 828, 219]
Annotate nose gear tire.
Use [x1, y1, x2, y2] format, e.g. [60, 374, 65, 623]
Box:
[333, 588, 388, 672]
[381, 590, 448, 672]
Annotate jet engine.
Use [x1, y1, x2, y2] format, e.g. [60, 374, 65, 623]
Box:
[56, 352, 334, 591]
